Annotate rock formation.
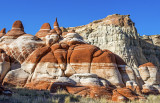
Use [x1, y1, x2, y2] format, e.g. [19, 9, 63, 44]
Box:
[0, 14, 159, 102]
[0, 28, 6, 38]
[139, 62, 160, 94]
[54, 18, 62, 35]
[140, 35, 160, 69]
[67, 14, 160, 70]
[0, 20, 26, 45]
[5, 20, 25, 37]
[35, 23, 51, 40]
[0, 49, 10, 83]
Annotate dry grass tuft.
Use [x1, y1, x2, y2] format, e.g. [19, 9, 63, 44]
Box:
[0, 87, 160, 103]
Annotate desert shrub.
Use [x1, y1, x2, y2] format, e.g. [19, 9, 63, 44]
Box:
[64, 96, 70, 103]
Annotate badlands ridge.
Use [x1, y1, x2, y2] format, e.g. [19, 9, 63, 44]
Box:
[0, 14, 160, 102]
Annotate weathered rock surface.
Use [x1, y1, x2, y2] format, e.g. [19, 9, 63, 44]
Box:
[139, 62, 160, 85]
[0, 20, 26, 45]
[66, 86, 113, 99]
[3, 68, 30, 87]
[0, 49, 10, 82]
[140, 35, 160, 69]
[54, 18, 62, 36]
[0, 14, 159, 102]
[5, 35, 45, 64]
[0, 28, 6, 38]
[126, 81, 142, 94]
[67, 14, 160, 70]
[35, 23, 51, 40]
[50, 76, 145, 102]
[139, 62, 160, 94]
[69, 73, 101, 86]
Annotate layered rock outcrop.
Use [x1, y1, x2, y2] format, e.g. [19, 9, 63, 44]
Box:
[140, 35, 160, 69]
[0, 21, 26, 45]
[0, 21, 45, 70]
[35, 23, 51, 40]
[0, 49, 10, 83]
[139, 62, 160, 94]
[67, 14, 160, 70]
[0, 14, 159, 102]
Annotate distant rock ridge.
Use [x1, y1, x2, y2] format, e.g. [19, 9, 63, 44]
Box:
[67, 14, 160, 69]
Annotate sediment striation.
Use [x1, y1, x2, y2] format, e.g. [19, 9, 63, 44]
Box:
[0, 14, 159, 101]
[67, 14, 160, 70]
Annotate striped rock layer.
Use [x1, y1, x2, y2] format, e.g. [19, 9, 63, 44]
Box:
[0, 15, 159, 101]
[67, 14, 160, 70]
[0, 28, 6, 38]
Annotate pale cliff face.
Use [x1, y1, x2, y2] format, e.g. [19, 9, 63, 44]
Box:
[67, 14, 160, 69]
[140, 35, 160, 69]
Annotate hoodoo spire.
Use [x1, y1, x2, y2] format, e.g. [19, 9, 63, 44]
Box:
[35, 23, 51, 39]
[0, 28, 6, 37]
[5, 20, 25, 37]
[54, 17, 59, 28]
[12, 20, 24, 31]
[40, 23, 51, 31]
[0, 28, 6, 34]
[53, 18, 62, 35]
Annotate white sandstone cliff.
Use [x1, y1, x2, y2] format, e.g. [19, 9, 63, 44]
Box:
[67, 14, 160, 69]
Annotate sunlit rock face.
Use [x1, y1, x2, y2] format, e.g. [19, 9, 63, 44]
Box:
[67, 14, 160, 70]
[45, 29, 60, 47]
[0, 21, 45, 70]
[0, 20, 26, 44]
[0, 14, 160, 102]
[5, 20, 25, 37]
[35, 23, 51, 40]
[139, 62, 160, 85]
[0, 49, 10, 82]
[5, 35, 45, 64]
[138, 62, 160, 94]
[1, 18, 126, 89]
[0, 28, 6, 38]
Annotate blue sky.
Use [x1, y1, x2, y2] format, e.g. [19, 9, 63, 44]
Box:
[0, 0, 159, 36]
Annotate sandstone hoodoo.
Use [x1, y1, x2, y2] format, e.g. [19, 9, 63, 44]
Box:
[54, 18, 62, 35]
[5, 20, 25, 37]
[35, 23, 51, 39]
[0, 14, 159, 102]
[0, 28, 6, 38]
[0, 20, 26, 45]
